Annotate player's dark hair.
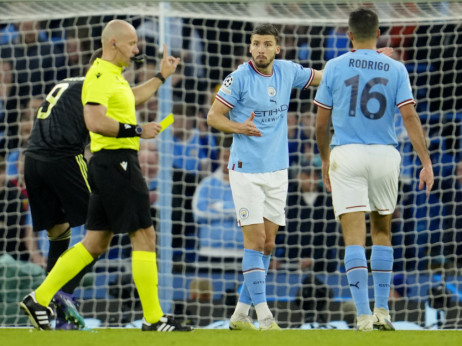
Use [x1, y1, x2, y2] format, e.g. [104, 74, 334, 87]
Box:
[348, 7, 379, 42]
[89, 48, 103, 65]
[251, 23, 280, 44]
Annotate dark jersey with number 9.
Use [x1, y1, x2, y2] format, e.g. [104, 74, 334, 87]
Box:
[27, 77, 89, 160]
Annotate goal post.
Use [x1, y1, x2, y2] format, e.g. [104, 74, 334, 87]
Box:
[0, 0, 461, 329]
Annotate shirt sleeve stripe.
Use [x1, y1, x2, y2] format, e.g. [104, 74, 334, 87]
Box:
[303, 68, 315, 89]
[216, 94, 234, 109]
[313, 100, 332, 110]
[397, 99, 416, 108]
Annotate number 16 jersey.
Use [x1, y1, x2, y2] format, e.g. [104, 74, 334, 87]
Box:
[314, 49, 415, 148]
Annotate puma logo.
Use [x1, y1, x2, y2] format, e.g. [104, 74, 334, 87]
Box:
[350, 281, 360, 289]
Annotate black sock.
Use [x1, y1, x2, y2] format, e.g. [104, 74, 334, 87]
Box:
[46, 227, 72, 273]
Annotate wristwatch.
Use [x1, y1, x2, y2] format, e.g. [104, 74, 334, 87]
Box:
[135, 125, 143, 136]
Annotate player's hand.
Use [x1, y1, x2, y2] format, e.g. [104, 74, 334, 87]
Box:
[321, 160, 331, 193]
[378, 47, 394, 57]
[141, 122, 162, 139]
[418, 164, 434, 196]
[159, 43, 181, 79]
[241, 112, 262, 137]
[30, 252, 47, 269]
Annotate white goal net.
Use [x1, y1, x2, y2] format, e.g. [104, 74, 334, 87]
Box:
[0, 0, 461, 329]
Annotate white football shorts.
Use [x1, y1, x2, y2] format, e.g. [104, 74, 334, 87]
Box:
[329, 144, 401, 220]
[229, 169, 288, 227]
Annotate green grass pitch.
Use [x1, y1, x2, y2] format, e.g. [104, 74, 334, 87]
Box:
[0, 329, 461, 346]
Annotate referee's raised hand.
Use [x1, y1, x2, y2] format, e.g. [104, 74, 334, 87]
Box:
[159, 43, 181, 79]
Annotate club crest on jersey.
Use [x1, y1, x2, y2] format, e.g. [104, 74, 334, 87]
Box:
[223, 75, 233, 87]
[268, 86, 276, 97]
[239, 208, 249, 220]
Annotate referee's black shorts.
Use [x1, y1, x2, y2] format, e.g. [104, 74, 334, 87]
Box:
[85, 149, 153, 234]
[24, 153, 90, 232]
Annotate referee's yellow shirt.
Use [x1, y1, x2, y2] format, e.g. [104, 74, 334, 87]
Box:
[82, 58, 139, 152]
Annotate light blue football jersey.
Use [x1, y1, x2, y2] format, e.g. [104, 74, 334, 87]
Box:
[216, 59, 314, 173]
[314, 49, 415, 147]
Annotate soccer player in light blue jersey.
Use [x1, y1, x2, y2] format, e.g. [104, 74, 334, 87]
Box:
[314, 7, 434, 331]
[207, 23, 323, 330]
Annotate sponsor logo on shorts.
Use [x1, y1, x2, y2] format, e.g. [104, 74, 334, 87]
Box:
[239, 208, 249, 220]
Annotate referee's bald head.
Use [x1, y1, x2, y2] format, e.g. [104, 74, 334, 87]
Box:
[101, 19, 136, 48]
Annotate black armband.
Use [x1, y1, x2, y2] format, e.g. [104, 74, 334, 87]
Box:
[117, 123, 143, 138]
[155, 72, 166, 84]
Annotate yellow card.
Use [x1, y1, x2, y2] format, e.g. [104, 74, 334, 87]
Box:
[159, 113, 174, 133]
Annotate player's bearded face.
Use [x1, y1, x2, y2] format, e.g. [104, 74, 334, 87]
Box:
[249, 34, 280, 70]
[251, 51, 277, 69]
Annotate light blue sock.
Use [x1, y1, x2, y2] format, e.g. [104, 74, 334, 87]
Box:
[238, 284, 252, 305]
[238, 253, 271, 305]
[262, 254, 271, 273]
[241, 248, 266, 306]
[371, 245, 393, 310]
[345, 245, 371, 316]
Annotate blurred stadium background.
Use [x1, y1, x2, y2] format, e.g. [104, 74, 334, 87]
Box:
[0, 0, 461, 330]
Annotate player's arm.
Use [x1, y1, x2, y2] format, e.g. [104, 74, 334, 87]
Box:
[132, 43, 180, 106]
[310, 69, 323, 87]
[316, 106, 332, 192]
[207, 100, 261, 137]
[84, 104, 161, 139]
[400, 104, 434, 195]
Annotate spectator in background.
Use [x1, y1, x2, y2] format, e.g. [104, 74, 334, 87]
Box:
[274, 158, 339, 272]
[64, 29, 85, 77]
[287, 112, 308, 167]
[171, 102, 217, 261]
[187, 278, 214, 326]
[9, 151, 46, 267]
[192, 135, 244, 267]
[441, 159, 462, 268]
[378, 3, 418, 62]
[137, 18, 205, 104]
[0, 159, 44, 267]
[139, 141, 159, 207]
[174, 278, 214, 327]
[135, 59, 159, 123]
[299, 109, 319, 166]
[6, 97, 42, 176]
[0, 21, 65, 105]
[389, 273, 410, 300]
[324, 26, 349, 61]
[0, 59, 18, 155]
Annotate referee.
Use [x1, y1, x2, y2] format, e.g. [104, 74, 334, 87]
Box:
[24, 49, 102, 330]
[20, 19, 191, 332]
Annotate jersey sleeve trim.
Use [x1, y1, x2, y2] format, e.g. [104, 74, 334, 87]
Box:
[397, 99, 416, 108]
[303, 68, 315, 89]
[313, 100, 332, 110]
[216, 94, 234, 109]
